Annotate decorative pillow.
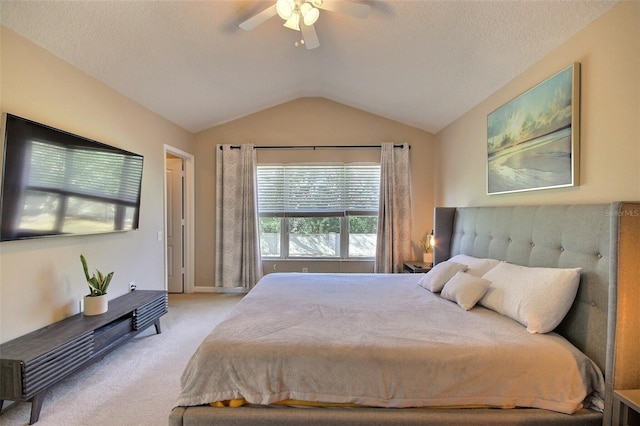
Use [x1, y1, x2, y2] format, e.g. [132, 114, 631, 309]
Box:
[417, 261, 468, 292]
[479, 262, 581, 334]
[441, 272, 491, 311]
[448, 254, 500, 277]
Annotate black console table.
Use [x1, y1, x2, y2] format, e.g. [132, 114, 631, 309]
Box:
[0, 290, 168, 424]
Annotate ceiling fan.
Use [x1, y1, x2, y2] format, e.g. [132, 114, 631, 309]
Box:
[239, 0, 370, 50]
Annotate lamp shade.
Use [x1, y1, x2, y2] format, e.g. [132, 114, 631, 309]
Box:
[283, 12, 301, 31]
[276, 0, 295, 20]
[301, 3, 319, 26]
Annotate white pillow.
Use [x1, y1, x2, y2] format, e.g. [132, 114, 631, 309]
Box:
[448, 254, 500, 277]
[479, 262, 581, 333]
[441, 271, 491, 311]
[417, 261, 468, 292]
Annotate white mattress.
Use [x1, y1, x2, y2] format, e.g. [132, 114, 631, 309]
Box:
[176, 273, 604, 414]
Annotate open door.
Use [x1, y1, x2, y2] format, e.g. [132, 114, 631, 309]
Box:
[166, 155, 184, 293]
[164, 145, 194, 294]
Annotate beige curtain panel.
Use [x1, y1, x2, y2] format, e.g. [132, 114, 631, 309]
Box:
[215, 144, 263, 289]
[375, 142, 413, 273]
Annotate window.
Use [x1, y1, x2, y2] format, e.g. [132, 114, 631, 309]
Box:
[257, 164, 380, 259]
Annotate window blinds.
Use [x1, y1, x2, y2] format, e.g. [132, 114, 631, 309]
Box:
[257, 164, 380, 216]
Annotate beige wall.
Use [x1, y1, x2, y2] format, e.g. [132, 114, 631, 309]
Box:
[0, 27, 194, 342]
[194, 98, 435, 286]
[3, 0, 636, 338]
[435, 1, 640, 207]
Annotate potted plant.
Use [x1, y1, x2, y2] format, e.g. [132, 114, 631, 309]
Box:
[420, 231, 434, 266]
[80, 254, 114, 316]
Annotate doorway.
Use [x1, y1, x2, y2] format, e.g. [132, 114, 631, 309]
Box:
[164, 145, 194, 293]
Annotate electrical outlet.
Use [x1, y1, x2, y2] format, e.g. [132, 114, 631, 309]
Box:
[273, 264, 277, 271]
[302, 267, 308, 273]
[129, 281, 136, 291]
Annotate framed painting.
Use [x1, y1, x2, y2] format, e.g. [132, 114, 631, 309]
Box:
[487, 63, 580, 195]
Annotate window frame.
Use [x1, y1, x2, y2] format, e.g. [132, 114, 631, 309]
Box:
[257, 163, 380, 260]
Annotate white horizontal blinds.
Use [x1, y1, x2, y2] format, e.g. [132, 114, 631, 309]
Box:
[345, 165, 380, 215]
[286, 166, 343, 214]
[28, 140, 143, 204]
[255, 166, 285, 214]
[257, 164, 380, 217]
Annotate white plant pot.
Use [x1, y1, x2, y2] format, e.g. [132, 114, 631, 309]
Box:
[84, 294, 108, 316]
[423, 252, 433, 265]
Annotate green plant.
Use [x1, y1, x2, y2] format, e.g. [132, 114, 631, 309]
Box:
[80, 254, 114, 297]
[419, 239, 431, 253]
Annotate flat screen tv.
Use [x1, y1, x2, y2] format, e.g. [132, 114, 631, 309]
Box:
[0, 113, 144, 242]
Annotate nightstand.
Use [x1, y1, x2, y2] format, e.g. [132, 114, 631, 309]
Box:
[403, 261, 432, 273]
[613, 389, 640, 426]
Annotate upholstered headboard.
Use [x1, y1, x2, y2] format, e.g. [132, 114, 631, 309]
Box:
[434, 202, 640, 425]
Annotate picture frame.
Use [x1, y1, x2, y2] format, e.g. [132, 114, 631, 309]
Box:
[487, 63, 580, 195]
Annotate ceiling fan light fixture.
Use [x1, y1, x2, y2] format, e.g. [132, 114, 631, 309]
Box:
[276, 0, 295, 20]
[283, 12, 301, 31]
[301, 3, 319, 26]
[241, 0, 369, 49]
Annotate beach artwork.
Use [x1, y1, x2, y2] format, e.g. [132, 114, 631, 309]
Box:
[487, 63, 580, 194]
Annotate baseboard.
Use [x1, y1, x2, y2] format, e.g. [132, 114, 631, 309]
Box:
[192, 286, 247, 294]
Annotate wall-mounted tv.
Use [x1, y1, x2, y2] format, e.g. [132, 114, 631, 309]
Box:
[0, 113, 144, 242]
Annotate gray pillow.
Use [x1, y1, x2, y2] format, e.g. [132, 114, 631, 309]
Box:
[417, 261, 468, 292]
[441, 271, 491, 311]
[448, 254, 500, 277]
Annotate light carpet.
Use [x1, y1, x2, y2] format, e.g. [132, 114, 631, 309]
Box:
[0, 293, 244, 426]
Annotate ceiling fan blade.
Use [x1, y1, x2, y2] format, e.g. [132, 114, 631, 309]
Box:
[239, 4, 277, 31]
[301, 23, 320, 49]
[317, 0, 370, 19]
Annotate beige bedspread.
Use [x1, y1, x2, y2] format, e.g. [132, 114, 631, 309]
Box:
[177, 273, 604, 414]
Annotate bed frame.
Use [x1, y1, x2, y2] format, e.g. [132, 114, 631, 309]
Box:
[170, 202, 639, 426]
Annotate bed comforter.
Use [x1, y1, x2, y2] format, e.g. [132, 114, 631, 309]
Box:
[176, 273, 604, 414]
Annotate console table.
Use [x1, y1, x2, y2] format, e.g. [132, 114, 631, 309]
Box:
[0, 290, 168, 424]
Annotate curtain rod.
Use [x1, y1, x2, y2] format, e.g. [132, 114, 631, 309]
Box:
[221, 144, 410, 150]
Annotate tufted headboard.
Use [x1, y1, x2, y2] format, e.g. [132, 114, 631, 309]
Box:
[434, 202, 640, 425]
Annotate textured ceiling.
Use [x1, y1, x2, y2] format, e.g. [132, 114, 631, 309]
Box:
[0, 0, 617, 134]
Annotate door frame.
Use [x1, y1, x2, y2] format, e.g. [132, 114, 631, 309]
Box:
[164, 144, 195, 293]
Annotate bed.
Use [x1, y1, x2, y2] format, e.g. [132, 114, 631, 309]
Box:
[170, 202, 640, 425]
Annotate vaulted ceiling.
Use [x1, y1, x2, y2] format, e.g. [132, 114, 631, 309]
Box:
[0, 0, 617, 134]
